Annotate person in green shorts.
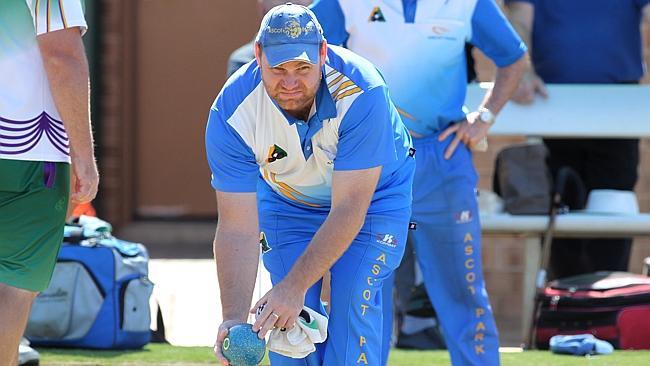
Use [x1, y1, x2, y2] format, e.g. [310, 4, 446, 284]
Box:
[0, 1, 99, 364]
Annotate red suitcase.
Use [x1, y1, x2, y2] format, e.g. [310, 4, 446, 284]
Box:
[535, 271, 650, 349]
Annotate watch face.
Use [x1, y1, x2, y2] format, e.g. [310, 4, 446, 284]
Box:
[480, 110, 494, 124]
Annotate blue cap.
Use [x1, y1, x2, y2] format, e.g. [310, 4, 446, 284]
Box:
[255, 3, 324, 67]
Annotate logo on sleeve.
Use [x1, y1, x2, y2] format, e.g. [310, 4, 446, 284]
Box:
[267, 144, 288, 163]
[368, 6, 386, 22]
[455, 210, 473, 224]
[376, 233, 397, 248]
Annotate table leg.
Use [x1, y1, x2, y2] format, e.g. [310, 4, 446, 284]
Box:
[521, 236, 541, 345]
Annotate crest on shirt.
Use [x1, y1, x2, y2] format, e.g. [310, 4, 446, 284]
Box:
[368, 6, 386, 22]
[260, 232, 271, 253]
[267, 144, 288, 163]
[432, 26, 449, 35]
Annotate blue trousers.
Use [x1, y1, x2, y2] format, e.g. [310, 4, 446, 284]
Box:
[260, 207, 410, 366]
[384, 133, 500, 366]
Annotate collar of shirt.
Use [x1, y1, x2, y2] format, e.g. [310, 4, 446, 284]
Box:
[402, 0, 418, 23]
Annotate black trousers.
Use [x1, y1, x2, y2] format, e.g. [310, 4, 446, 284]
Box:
[544, 138, 639, 280]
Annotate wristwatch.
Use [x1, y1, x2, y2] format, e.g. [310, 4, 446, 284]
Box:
[478, 107, 496, 125]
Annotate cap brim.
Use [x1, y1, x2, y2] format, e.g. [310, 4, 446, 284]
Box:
[264, 43, 320, 67]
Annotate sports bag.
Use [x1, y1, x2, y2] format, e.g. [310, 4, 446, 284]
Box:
[25, 216, 153, 349]
[535, 271, 650, 349]
[493, 143, 551, 214]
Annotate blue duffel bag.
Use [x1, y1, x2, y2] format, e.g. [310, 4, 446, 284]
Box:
[25, 216, 153, 349]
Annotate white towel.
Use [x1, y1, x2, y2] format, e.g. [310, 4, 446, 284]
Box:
[262, 306, 328, 358]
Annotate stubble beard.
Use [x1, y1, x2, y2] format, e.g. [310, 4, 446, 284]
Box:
[272, 87, 318, 119]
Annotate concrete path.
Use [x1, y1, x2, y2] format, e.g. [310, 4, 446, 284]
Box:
[148, 258, 521, 347]
[149, 258, 272, 346]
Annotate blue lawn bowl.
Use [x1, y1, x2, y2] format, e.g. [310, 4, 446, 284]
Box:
[222, 323, 266, 366]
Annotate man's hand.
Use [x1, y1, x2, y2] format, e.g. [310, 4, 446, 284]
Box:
[438, 112, 491, 159]
[246, 167, 381, 340]
[251, 281, 306, 339]
[70, 156, 99, 204]
[37, 28, 98, 203]
[214, 320, 246, 365]
[511, 71, 548, 104]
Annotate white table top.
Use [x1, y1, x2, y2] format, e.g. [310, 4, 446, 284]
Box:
[465, 83, 650, 138]
[480, 212, 650, 237]
[466, 84, 650, 236]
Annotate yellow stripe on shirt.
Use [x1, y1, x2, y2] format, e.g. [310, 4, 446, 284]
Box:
[58, 0, 68, 28]
[34, 0, 40, 31]
[263, 170, 321, 207]
[334, 87, 362, 101]
[331, 80, 355, 100]
[327, 74, 345, 88]
[396, 107, 417, 121]
[46, 0, 51, 32]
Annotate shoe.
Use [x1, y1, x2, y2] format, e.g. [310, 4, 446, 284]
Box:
[18, 338, 39, 366]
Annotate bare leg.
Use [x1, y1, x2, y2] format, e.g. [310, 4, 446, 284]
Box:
[0, 283, 38, 366]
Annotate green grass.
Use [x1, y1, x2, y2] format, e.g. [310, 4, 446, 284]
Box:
[38, 344, 650, 365]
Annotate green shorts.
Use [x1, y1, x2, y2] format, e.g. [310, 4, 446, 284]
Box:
[0, 159, 70, 292]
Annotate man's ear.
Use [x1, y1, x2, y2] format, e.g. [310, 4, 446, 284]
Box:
[319, 40, 328, 67]
[254, 43, 263, 65]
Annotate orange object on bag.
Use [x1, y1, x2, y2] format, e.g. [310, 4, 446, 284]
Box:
[71, 202, 97, 217]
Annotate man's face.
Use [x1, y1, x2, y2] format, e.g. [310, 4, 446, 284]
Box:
[255, 43, 326, 118]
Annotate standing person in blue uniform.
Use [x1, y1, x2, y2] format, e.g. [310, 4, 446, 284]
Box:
[206, 4, 415, 365]
[506, 0, 650, 280]
[310, 1, 527, 365]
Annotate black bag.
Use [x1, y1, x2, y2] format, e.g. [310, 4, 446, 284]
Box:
[535, 271, 650, 350]
[493, 143, 551, 214]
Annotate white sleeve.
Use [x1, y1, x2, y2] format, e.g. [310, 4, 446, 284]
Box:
[25, 0, 87, 36]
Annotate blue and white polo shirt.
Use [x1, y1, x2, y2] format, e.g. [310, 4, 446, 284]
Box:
[205, 45, 414, 214]
[311, 0, 527, 135]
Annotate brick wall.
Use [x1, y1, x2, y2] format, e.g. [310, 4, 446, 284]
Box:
[97, 0, 260, 224]
[473, 22, 650, 344]
[96, 0, 137, 227]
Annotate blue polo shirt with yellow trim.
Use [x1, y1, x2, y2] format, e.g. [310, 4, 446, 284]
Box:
[205, 45, 414, 214]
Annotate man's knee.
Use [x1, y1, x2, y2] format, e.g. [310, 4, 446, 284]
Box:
[0, 282, 38, 309]
[0, 283, 37, 366]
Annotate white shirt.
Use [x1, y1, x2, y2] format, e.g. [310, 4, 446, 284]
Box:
[0, 0, 87, 162]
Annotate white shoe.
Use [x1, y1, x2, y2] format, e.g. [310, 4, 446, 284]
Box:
[18, 338, 39, 366]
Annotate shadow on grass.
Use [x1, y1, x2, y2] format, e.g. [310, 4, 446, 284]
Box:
[38, 344, 217, 364]
[39, 347, 154, 361]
